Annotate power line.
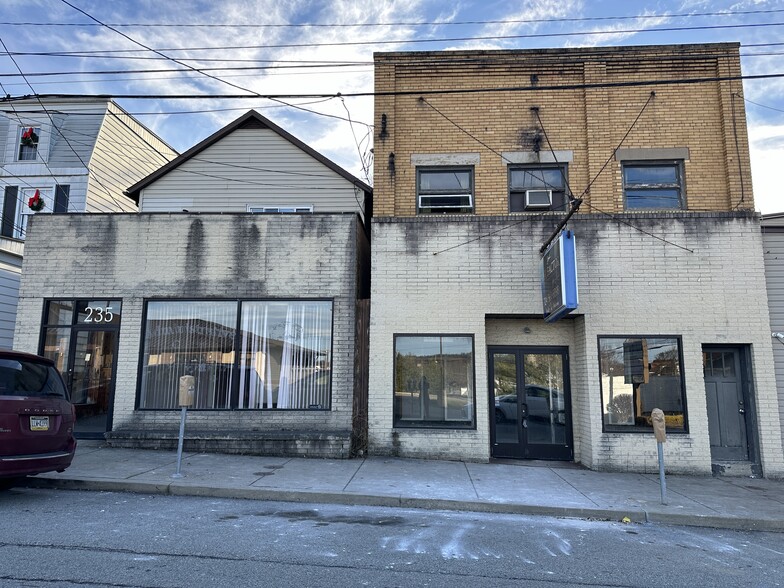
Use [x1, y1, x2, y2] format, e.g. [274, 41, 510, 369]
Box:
[58, 0, 262, 98]
[3, 7, 783, 29]
[739, 94, 784, 114]
[0, 37, 135, 212]
[11, 71, 784, 101]
[9, 19, 784, 54]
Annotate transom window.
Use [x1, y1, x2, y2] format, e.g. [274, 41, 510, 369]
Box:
[417, 167, 473, 214]
[509, 165, 568, 212]
[622, 162, 684, 210]
[394, 335, 475, 428]
[599, 336, 687, 433]
[18, 126, 40, 161]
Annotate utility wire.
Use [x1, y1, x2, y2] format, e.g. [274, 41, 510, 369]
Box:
[10, 19, 784, 53]
[581, 201, 694, 253]
[738, 93, 784, 114]
[58, 0, 262, 97]
[12, 71, 784, 100]
[4, 7, 783, 28]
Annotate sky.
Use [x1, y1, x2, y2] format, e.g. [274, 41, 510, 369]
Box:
[0, 0, 782, 213]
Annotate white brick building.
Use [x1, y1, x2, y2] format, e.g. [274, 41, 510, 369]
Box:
[368, 44, 784, 477]
[12, 111, 372, 457]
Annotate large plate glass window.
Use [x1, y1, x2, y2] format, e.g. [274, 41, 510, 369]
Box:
[622, 162, 684, 210]
[393, 335, 474, 428]
[417, 168, 473, 214]
[509, 165, 568, 212]
[599, 336, 687, 432]
[138, 299, 333, 410]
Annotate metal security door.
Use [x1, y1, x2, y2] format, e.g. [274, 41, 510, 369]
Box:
[489, 346, 573, 460]
[703, 347, 749, 461]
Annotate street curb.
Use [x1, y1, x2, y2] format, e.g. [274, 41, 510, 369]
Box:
[19, 476, 784, 532]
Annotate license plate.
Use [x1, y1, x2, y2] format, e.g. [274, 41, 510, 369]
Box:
[30, 416, 49, 431]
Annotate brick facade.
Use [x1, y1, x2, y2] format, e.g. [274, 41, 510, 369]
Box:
[14, 213, 368, 458]
[369, 44, 783, 476]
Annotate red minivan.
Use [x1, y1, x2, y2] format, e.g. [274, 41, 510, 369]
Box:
[0, 351, 76, 484]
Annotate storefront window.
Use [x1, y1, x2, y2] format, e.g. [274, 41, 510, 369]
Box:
[394, 335, 474, 428]
[599, 336, 687, 432]
[138, 300, 332, 410]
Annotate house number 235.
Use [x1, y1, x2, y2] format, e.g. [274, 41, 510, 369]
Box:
[84, 306, 114, 323]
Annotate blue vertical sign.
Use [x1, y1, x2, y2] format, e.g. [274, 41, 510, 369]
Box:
[540, 230, 579, 322]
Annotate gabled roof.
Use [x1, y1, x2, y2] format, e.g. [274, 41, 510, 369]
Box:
[125, 109, 372, 202]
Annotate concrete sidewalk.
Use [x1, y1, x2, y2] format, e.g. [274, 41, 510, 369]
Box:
[20, 441, 784, 532]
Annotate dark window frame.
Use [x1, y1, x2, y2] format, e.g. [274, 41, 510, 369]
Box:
[416, 166, 474, 214]
[508, 164, 569, 212]
[135, 297, 335, 412]
[622, 160, 686, 210]
[393, 333, 477, 429]
[597, 334, 689, 434]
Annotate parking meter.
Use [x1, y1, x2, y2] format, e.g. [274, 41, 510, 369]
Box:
[651, 408, 666, 443]
[173, 375, 195, 478]
[179, 375, 195, 407]
[652, 408, 667, 504]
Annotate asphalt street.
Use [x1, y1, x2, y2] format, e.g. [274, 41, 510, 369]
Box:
[1, 487, 782, 587]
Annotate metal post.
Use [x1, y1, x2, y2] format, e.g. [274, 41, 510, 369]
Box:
[657, 441, 667, 505]
[172, 406, 187, 479]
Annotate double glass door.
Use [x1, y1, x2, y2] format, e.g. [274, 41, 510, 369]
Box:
[489, 346, 573, 460]
[41, 300, 121, 437]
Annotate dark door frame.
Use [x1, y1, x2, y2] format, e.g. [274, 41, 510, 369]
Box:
[488, 345, 574, 461]
[65, 327, 120, 438]
[702, 344, 762, 473]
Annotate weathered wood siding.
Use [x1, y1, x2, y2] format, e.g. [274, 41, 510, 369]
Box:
[139, 128, 364, 215]
[87, 102, 177, 213]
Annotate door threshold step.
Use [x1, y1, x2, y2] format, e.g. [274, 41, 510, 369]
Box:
[711, 461, 760, 478]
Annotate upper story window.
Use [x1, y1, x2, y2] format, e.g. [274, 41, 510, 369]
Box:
[509, 165, 568, 212]
[622, 162, 684, 210]
[18, 126, 40, 161]
[248, 205, 314, 213]
[417, 167, 474, 214]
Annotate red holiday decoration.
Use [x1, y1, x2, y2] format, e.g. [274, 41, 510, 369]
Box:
[28, 189, 44, 212]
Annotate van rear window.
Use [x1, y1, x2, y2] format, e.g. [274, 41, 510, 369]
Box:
[0, 359, 68, 399]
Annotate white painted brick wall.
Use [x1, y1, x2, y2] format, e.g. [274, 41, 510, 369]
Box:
[14, 212, 364, 442]
[369, 212, 784, 476]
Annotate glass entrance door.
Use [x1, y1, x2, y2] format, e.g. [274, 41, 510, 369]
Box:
[489, 346, 572, 460]
[40, 300, 121, 438]
[68, 330, 118, 435]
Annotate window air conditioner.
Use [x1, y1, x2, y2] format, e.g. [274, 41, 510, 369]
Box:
[525, 189, 552, 208]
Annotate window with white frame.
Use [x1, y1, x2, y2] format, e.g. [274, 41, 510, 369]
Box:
[248, 205, 314, 213]
[509, 165, 569, 212]
[17, 126, 41, 161]
[17, 187, 52, 239]
[622, 161, 685, 210]
[417, 167, 474, 214]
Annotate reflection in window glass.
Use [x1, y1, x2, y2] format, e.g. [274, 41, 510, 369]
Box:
[623, 162, 684, 210]
[140, 302, 237, 409]
[599, 336, 686, 432]
[394, 335, 474, 427]
[138, 300, 333, 410]
[238, 301, 332, 409]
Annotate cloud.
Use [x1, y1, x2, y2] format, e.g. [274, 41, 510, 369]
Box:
[749, 124, 784, 213]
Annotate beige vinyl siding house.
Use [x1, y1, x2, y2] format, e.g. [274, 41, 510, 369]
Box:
[127, 111, 371, 223]
[0, 97, 177, 347]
